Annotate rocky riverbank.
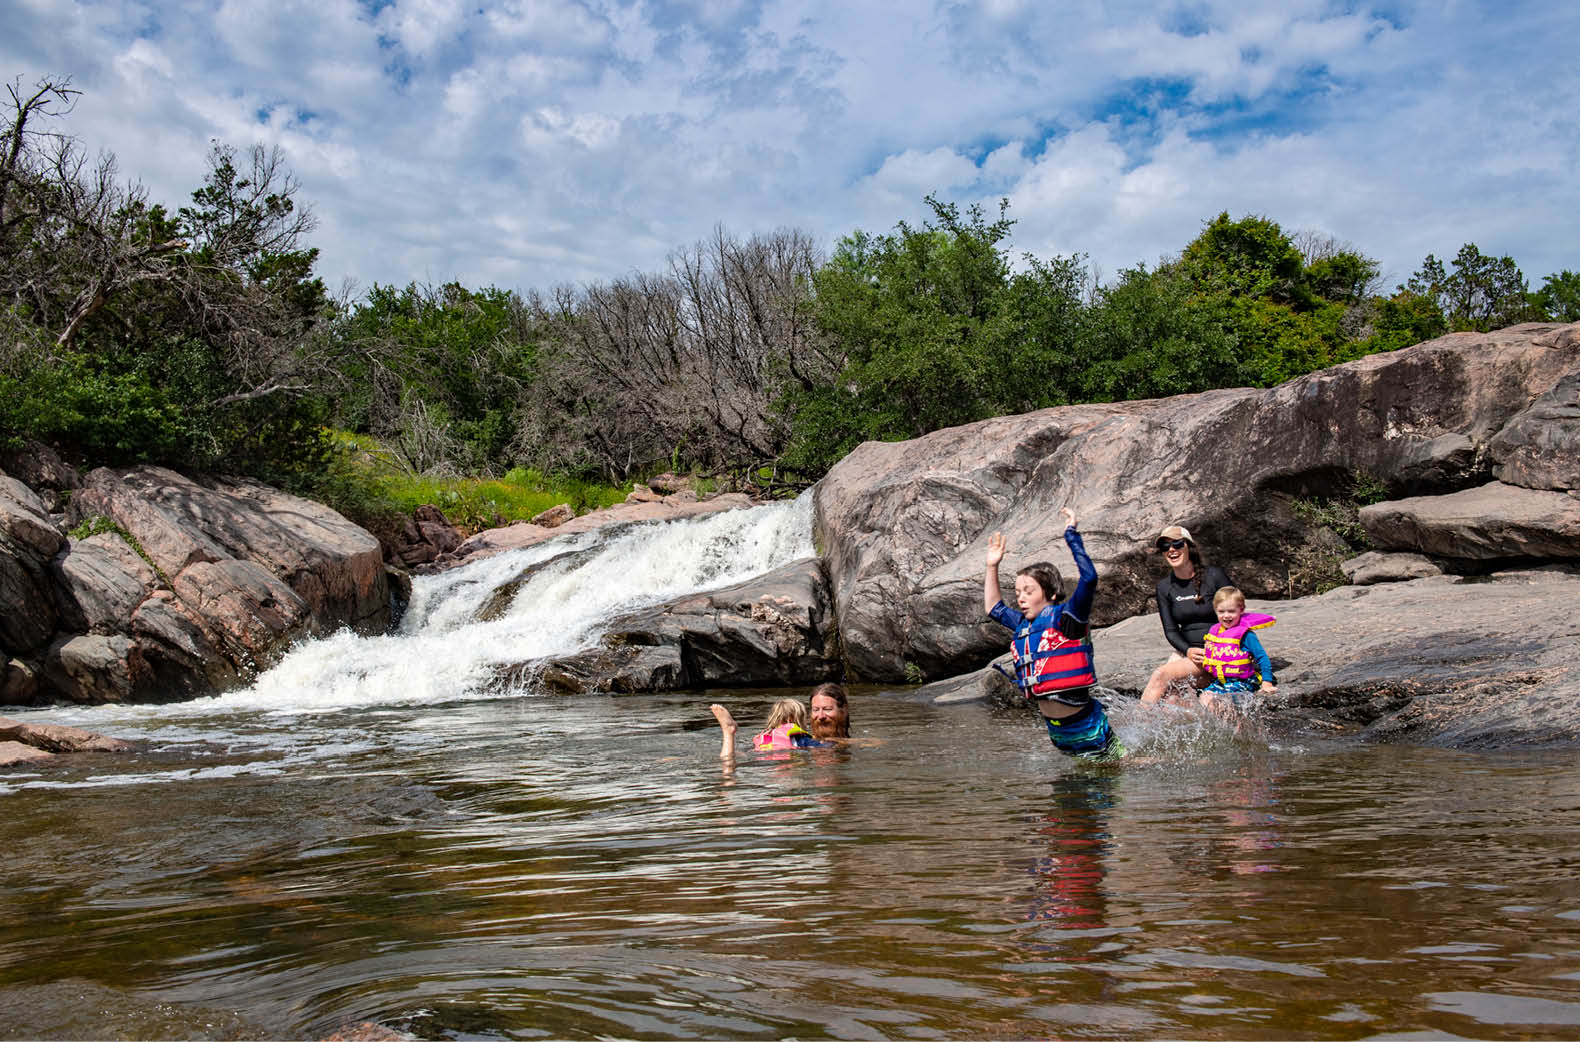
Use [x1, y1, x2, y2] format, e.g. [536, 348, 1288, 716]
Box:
[4, 321, 1578, 751]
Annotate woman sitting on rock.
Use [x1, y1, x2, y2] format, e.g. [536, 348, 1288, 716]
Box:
[1139, 524, 1235, 704]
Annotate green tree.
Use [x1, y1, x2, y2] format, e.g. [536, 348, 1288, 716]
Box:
[1532, 270, 1580, 321]
[1074, 263, 1245, 401]
[1406, 244, 1538, 332]
[783, 196, 1050, 473]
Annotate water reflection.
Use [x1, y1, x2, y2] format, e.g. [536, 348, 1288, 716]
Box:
[1026, 772, 1119, 933]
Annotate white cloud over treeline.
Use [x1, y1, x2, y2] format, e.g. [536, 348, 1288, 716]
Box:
[6, 0, 1577, 294]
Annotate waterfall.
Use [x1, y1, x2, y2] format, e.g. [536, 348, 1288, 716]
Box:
[35, 494, 814, 734]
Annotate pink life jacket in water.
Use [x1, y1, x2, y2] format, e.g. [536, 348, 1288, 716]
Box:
[1201, 612, 1276, 683]
[753, 722, 813, 750]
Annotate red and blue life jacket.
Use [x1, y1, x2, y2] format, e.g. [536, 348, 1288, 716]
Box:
[1010, 609, 1097, 699]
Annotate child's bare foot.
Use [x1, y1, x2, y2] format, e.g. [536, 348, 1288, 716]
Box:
[709, 703, 738, 735]
[710, 703, 739, 761]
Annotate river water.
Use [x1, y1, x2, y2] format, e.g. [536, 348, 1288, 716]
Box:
[4, 499, 1579, 1040]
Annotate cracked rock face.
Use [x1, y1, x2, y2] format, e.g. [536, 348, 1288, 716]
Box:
[1, 454, 392, 705]
[530, 557, 841, 695]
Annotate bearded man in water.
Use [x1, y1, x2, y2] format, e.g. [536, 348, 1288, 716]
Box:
[709, 682, 851, 758]
[807, 682, 850, 740]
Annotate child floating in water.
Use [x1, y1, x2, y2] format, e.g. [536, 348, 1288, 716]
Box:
[984, 508, 1124, 762]
[709, 698, 818, 759]
[1197, 586, 1277, 715]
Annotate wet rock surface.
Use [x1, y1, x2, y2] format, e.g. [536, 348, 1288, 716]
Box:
[0, 714, 135, 767]
[816, 322, 1580, 682]
[927, 566, 1580, 749]
[529, 557, 840, 694]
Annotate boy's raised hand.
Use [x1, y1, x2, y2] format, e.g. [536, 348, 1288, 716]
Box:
[986, 531, 1006, 566]
[1060, 507, 1077, 530]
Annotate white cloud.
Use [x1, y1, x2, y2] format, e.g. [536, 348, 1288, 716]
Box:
[0, 0, 1575, 295]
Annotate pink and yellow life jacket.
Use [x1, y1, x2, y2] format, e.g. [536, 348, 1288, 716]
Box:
[1201, 612, 1276, 683]
[1011, 612, 1097, 698]
[753, 722, 813, 750]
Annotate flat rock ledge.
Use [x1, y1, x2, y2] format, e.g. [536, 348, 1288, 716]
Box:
[920, 566, 1580, 749]
[815, 322, 1580, 682]
[0, 715, 135, 767]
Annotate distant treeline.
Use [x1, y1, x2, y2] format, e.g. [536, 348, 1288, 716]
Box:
[4, 77, 1578, 500]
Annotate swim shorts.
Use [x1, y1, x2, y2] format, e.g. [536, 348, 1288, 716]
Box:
[1043, 698, 1124, 761]
[1202, 679, 1258, 710]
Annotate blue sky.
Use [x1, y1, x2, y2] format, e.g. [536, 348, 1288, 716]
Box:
[5, 0, 1577, 297]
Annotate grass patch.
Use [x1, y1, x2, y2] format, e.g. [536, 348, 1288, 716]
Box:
[311, 432, 632, 533]
[68, 515, 170, 586]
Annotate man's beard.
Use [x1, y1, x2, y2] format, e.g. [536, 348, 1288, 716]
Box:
[811, 717, 849, 739]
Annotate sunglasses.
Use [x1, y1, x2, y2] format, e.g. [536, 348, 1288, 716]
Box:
[1156, 538, 1189, 551]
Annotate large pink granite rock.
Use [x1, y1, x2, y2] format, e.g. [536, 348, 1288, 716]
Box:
[815, 322, 1580, 681]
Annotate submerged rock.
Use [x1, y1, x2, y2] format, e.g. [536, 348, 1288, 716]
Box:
[0, 714, 135, 767]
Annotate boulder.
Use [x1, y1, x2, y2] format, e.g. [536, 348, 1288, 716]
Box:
[0, 477, 64, 654]
[0, 741, 53, 767]
[1339, 551, 1443, 585]
[69, 466, 387, 632]
[1489, 369, 1580, 492]
[533, 556, 840, 694]
[1360, 482, 1580, 560]
[130, 590, 240, 696]
[51, 531, 160, 633]
[626, 483, 663, 504]
[0, 715, 134, 753]
[43, 633, 148, 704]
[413, 504, 463, 554]
[1, 658, 38, 704]
[815, 322, 1580, 681]
[531, 503, 575, 528]
[0, 440, 80, 513]
[171, 559, 312, 673]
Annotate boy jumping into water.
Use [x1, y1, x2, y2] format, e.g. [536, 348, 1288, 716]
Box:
[984, 509, 1124, 761]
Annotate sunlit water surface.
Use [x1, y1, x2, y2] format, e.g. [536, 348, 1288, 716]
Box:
[4, 499, 1579, 1040]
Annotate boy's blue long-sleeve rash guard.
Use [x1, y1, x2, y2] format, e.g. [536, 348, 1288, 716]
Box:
[988, 527, 1097, 633]
[1237, 629, 1276, 686]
